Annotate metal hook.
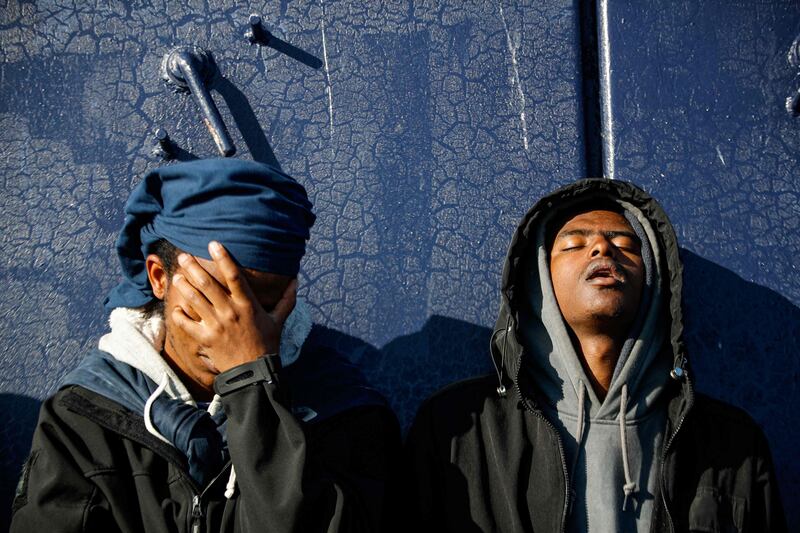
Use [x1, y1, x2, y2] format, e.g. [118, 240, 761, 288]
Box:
[245, 14, 271, 45]
[151, 128, 175, 160]
[161, 46, 236, 157]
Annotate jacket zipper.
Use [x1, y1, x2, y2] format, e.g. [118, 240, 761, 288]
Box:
[191, 495, 203, 533]
[658, 379, 694, 533]
[64, 389, 234, 532]
[512, 372, 693, 533]
[514, 379, 571, 533]
[189, 460, 233, 533]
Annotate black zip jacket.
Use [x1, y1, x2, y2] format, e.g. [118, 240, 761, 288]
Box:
[11, 346, 400, 532]
[400, 179, 787, 532]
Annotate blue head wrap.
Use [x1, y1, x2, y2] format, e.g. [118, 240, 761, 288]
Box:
[105, 158, 315, 309]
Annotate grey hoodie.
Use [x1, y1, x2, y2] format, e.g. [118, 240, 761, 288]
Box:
[401, 178, 786, 533]
[518, 196, 672, 532]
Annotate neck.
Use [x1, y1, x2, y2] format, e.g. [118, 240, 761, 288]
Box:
[569, 328, 625, 400]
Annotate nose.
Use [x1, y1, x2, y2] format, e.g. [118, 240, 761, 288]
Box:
[590, 235, 615, 258]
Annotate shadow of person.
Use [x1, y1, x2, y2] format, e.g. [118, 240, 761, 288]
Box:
[679, 249, 798, 524]
[0, 394, 42, 531]
[311, 315, 494, 432]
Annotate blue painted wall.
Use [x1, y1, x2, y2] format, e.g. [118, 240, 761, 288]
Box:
[603, 1, 800, 525]
[0, 0, 796, 528]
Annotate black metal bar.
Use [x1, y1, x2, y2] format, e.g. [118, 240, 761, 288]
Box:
[578, 0, 603, 178]
[175, 51, 235, 157]
[162, 46, 236, 157]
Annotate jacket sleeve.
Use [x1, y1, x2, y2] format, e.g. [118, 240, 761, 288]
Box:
[10, 398, 120, 533]
[750, 427, 788, 532]
[216, 358, 401, 533]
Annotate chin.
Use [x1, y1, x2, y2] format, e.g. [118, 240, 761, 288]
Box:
[587, 301, 639, 328]
[585, 296, 635, 320]
[197, 372, 217, 390]
[585, 293, 626, 314]
[186, 365, 216, 389]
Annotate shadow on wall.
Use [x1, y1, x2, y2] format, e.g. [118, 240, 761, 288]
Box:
[312, 316, 495, 432]
[679, 249, 799, 529]
[0, 251, 797, 529]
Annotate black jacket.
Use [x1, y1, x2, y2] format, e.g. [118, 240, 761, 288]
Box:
[401, 179, 787, 532]
[11, 343, 400, 532]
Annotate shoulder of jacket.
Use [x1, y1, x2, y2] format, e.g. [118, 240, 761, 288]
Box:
[689, 392, 766, 440]
[48, 385, 125, 419]
[41, 385, 189, 471]
[693, 393, 758, 423]
[416, 374, 504, 418]
[41, 386, 92, 421]
[35, 386, 133, 448]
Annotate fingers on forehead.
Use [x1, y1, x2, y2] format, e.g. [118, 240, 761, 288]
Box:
[210, 245, 255, 302]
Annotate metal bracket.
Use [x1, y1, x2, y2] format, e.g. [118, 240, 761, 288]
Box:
[161, 46, 236, 156]
[245, 14, 271, 45]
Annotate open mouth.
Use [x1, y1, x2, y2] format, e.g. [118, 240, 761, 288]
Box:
[585, 262, 626, 284]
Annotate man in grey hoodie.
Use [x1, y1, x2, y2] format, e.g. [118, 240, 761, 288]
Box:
[401, 178, 786, 532]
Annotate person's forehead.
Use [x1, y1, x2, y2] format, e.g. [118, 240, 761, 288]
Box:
[556, 209, 632, 233]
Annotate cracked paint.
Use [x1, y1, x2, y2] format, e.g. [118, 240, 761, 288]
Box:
[604, 2, 799, 526]
[0, 0, 585, 448]
[498, 2, 529, 152]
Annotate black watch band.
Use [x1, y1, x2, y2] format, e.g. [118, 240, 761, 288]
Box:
[213, 354, 282, 396]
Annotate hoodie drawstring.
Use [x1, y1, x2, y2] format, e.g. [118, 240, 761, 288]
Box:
[568, 380, 587, 514]
[225, 466, 237, 499]
[206, 394, 237, 499]
[144, 375, 171, 445]
[619, 383, 637, 511]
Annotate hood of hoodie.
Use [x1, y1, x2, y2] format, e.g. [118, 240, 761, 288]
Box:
[491, 178, 689, 399]
[491, 178, 691, 532]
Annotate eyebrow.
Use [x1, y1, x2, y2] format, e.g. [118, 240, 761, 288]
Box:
[556, 229, 641, 242]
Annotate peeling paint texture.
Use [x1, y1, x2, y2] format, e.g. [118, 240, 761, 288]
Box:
[0, 1, 585, 520]
[0, 0, 797, 528]
[604, 2, 800, 526]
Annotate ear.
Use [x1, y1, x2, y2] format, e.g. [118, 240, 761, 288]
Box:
[145, 254, 169, 300]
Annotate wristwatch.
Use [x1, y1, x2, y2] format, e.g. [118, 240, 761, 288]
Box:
[213, 353, 282, 396]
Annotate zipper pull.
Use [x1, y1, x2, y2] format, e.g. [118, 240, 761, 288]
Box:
[191, 494, 203, 533]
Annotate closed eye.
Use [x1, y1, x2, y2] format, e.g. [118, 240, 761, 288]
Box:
[611, 238, 641, 254]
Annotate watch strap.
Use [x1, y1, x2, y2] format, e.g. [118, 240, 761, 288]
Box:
[213, 354, 282, 396]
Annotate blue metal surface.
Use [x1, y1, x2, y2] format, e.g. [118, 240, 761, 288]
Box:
[0, 0, 587, 526]
[2, 0, 795, 527]
[601, 0, 799, 526]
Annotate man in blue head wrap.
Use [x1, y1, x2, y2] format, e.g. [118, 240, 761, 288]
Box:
[12, 159, 401, 533]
